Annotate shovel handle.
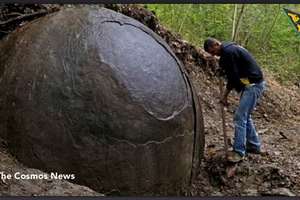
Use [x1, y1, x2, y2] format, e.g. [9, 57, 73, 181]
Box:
[219, 77, 229, 159]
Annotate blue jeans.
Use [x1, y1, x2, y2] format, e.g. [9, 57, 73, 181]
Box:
[233, 81, 266, 156]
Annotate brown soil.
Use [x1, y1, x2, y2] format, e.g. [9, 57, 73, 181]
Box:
[0, 4, 299, 196]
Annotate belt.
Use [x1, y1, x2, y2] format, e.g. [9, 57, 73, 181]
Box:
[240, 78, 252, 86]
[240, 78, 263, 86]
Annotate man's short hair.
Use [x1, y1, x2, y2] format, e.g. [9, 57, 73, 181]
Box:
[204, 38, 219, 52]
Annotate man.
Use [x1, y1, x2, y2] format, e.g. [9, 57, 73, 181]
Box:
[204, 38, 266, 162]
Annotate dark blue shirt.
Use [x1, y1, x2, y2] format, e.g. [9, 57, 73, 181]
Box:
[219, 42, 264, 92]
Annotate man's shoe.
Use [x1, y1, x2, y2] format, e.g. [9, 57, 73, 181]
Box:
[246, 147, 261, 154]
[246, 145, 267, 156]
[227, 151, 244, 163]
[246, 144, 265, 154]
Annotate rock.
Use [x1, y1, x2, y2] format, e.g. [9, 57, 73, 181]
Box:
[262, 181, 271, 188]
[211, 191, 223, 196]
[267, 188, 296, 196]
[243, 188, 258, 196]
[0, 7, 204, 195]
[279, 131, 288, 139]
[226, 165, 237, 178]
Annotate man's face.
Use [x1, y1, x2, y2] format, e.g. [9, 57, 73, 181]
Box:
[207, 43, 221, 56]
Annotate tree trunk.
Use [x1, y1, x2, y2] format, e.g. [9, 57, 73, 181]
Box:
[231, 4, 238, 41]
[232, 4, 246, 42]
[261, 5, 281, 47]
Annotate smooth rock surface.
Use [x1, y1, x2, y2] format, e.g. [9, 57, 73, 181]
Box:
[0, 7, 204, 195]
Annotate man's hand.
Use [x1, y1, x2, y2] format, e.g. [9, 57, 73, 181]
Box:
[220, 88, 230, 107]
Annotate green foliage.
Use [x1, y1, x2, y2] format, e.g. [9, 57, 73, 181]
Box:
[147, 4, 300, 84]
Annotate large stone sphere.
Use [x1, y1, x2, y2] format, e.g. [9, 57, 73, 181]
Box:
[0, 7, 204, 195]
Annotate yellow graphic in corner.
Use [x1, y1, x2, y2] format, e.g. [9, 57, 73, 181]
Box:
[288, 12, 299, 23]
[284, 8, 300, 32]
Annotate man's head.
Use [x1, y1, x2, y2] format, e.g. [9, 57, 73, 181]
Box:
[204, 38, 222, 56]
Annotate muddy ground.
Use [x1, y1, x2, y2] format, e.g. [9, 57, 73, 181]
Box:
[190, 71, 300, 196]
[0, 4, 299, 196]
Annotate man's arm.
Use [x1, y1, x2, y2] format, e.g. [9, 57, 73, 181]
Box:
[225, 51, 242, 91]
[219, 49, 242, 106]
[220, 87, 231, 106]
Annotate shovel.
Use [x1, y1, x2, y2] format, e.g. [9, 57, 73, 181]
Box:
[219, 77, 229, 160]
